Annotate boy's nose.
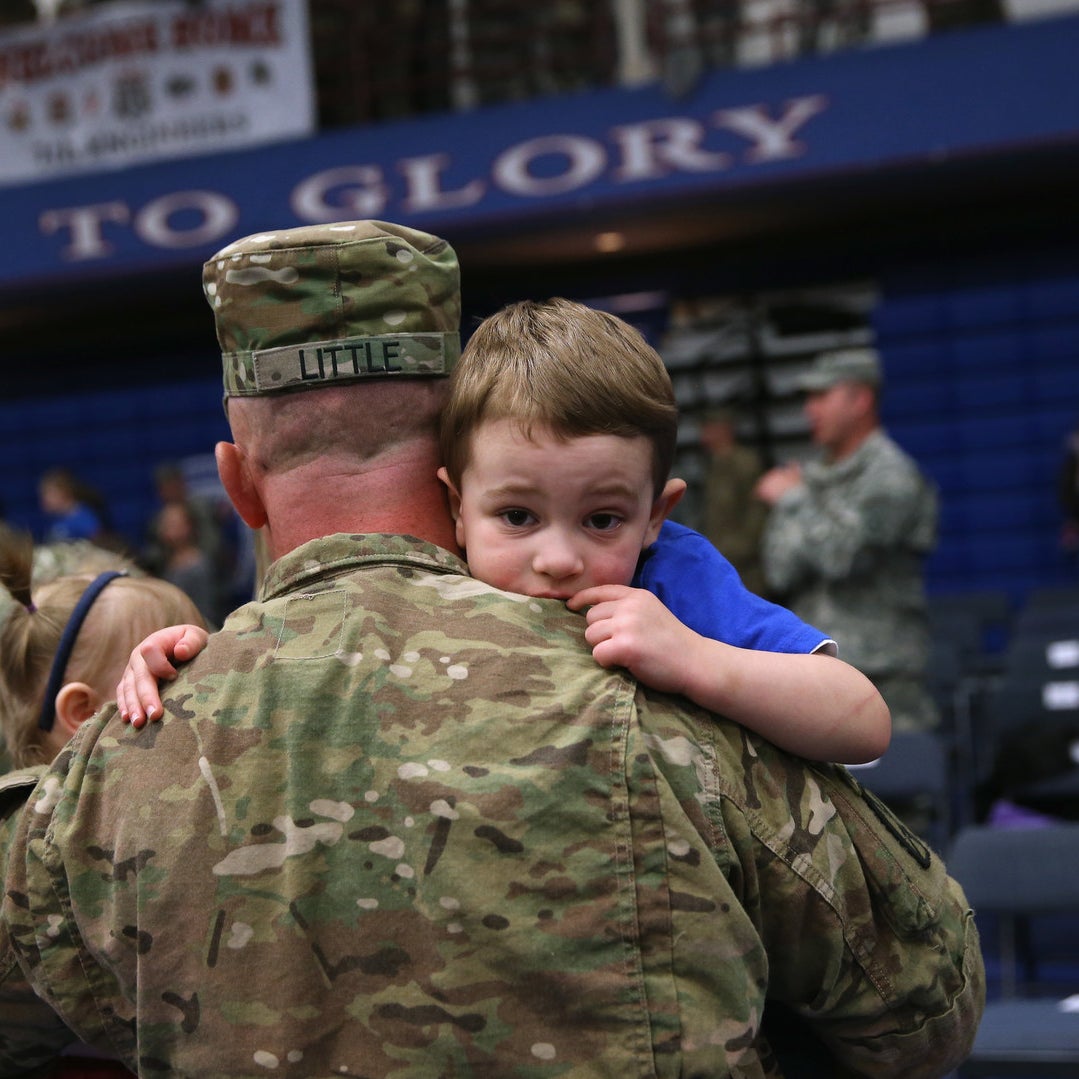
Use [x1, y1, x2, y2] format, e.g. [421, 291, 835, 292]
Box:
[532, 534, 583, 580]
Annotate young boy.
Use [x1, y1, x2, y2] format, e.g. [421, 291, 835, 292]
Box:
[118, 298, 889, 764]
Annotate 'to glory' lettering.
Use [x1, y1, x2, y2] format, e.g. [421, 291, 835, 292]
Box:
[39, 95, 829, 261]
[297, 95, 830, 217]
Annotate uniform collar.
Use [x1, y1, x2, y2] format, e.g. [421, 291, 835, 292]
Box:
[260, 532, 468, 602]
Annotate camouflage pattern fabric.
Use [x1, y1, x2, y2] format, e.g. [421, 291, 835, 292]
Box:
[0, 533, 982, 1078]
[0, 767, 85, 1075]
[760, 430, 940, 730]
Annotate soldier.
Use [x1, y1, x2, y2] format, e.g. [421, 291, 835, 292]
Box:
[756, 347, 941, 731]
[0, 222, 981, 1076]
[698, 405, 769, 596]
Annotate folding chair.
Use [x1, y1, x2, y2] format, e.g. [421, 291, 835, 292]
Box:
[978, 676, 1079, 822]
[929, 589, 1014, 676]
[948, 824, 1079, 1076]
[848, 729, 953, 849]
[1013, 587, 1079, 639]
[1021, 586, 1079, 615]
[1004, 631, 1079, 681]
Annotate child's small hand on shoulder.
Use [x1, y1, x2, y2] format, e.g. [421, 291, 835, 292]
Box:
[116, 623, 209, 729]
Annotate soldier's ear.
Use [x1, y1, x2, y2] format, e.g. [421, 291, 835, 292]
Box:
[216, 441, 266, 530]
[849, 382, 876, 416]
[437, 468, 467, 550]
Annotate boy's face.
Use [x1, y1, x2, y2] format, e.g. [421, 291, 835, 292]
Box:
[440, 418, 676, 600]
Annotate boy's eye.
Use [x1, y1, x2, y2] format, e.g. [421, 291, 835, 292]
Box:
[500, 508, 535, 527]
[586, 513, 622, 532]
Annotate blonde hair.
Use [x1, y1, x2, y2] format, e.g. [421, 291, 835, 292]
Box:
[439, 298, 679, 496]
[0, 528, 207, 768]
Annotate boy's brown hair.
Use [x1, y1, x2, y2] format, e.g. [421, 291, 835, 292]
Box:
[439, 298, 679, 496]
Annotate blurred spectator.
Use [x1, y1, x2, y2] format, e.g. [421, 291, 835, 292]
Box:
[38, 467, 129, 556]
[143, 462, 223, 568]
[698, 405, 769, 595]
[153, 501, 219, 628]
[142, 460, 229, 620]
[755, 347, 940, 732]
[1060, 417, 1079, 561]
[38, 468, 103, 545]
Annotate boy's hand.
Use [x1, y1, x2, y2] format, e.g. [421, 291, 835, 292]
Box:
[567, 585, 692, 696]
[116, 624, 209, 729]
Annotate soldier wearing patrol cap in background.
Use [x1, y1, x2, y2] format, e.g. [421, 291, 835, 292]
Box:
[0, 223, 980, 1076]
[698, 404, 769, 596]
[755, 345, 941, 731]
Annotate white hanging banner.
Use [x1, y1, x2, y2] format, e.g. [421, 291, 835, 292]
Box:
[0, 0, 315, 187]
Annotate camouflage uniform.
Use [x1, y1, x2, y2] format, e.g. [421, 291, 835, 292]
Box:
[0, 767, 82, 1075]
[0, 532, 982, 1077]
[761, 430, 940, 731]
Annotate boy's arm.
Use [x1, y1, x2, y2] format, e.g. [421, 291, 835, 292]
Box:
[568, 585, 890, 764]
[116, 624, 209, 729]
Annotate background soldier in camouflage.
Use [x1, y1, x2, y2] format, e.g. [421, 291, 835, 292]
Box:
[755, 348, 941, 731]
[698, 406, 770, 598]
[0, 222, 981, 1076]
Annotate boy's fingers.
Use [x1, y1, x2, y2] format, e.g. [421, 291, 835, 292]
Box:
[173, 626, 209, 661]
[117, 651, 146, 723]
[120, 624, 208, 728]
[141, 642, 179, 681]
[116, 678, 132, 722]
[567, 584, 631, 610]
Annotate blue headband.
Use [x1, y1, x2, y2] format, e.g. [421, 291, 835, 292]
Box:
[37, 571, 126, 732]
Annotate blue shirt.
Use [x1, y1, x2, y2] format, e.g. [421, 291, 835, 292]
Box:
[634, 521, 835, 656]
[45, 503, 102, 544]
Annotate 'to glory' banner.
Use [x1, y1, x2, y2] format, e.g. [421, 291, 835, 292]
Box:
[0, 0, 315, 187]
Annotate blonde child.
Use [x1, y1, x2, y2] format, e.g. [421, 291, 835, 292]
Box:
[0, 529, 206, 768]
[118, 298, 888, 764]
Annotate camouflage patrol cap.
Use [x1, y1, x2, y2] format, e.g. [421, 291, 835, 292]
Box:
[203, 220, 461, 398]
[797, 347, 883, 392]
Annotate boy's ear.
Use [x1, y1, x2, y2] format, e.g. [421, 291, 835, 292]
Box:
[436, 467, 467, 551]
[53, 681, 103, 738]
[645, 478, 687, 546]
[216, 441, 267, 529]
